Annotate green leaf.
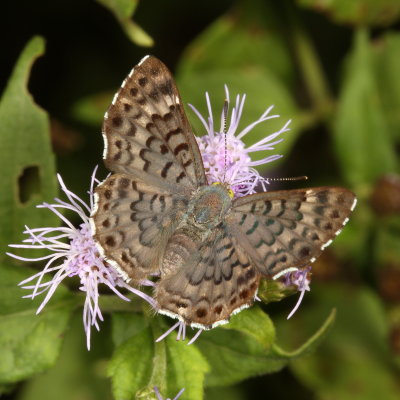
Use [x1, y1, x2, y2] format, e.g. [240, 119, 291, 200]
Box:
[17, 312, 112, 400]
[332, 29, 397, 188]
[280, 284, 400, 400]
[95, 0, 153, 47]
[178, 0, 295, 88]
[196, 326, 287, 387]
[176, 0, 304, 161]
[373, 32, 400, 140]
[165, 333, 209, 400]
[111, 313, 149, 347]
[71, 91, 113, 127]
[193, 307, 289, 387]
[0, 36, 58, 263]
[296, 0, 400, 26]
[195, 305, 336, 387]
[97, 0, 138, 20]
[109, 315, 209, 400]
[108, 325, 154, 400]
[220, 305, 275, 350]
[0, 263, 76, 384]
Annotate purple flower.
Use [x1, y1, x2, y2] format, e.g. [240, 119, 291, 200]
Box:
[190, 85, 291, 197]
[282, 267, 311, 319]
[7, 167, 155, 350]
[154, 386, 185, 400]
[155, 320, 203, 345]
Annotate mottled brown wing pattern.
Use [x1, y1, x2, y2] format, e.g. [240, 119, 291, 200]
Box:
[92, 174, 189, 283]
[154, 225, 260, 328]
[102, 56, 206, 191]
[229, 187, 357, 277]
[93, 55, 357, 331]
[92, 56, 207, 283]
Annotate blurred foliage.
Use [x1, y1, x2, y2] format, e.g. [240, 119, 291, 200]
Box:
[1, 0, 400, 399]
[296, 0, 400, 26]
[95, 0, 154, 47]
[277, 284, 400, 400]
[333, 29, 397, 188]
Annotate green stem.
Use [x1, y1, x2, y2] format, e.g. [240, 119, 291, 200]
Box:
[148, 320, 168, 392]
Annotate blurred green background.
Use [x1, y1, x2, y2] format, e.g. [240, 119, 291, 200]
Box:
[1, 0, 400, 399]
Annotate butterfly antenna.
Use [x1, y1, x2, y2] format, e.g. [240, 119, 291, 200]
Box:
[268, 176, 309, 182]
[222, 99, 229, 183]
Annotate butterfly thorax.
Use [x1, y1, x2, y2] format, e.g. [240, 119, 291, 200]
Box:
[188, 184, 232, 230]
[160, 185, 231, 279]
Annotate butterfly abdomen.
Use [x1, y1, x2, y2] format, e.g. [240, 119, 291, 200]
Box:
[155, 221, 260, 328]
[161, 226, 202, 277]
[159, 185, 232, 277]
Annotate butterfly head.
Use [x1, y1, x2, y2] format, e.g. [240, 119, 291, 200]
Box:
[211, 181, 235, 199]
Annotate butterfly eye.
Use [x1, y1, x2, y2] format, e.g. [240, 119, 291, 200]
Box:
[212, 182, 221, 186]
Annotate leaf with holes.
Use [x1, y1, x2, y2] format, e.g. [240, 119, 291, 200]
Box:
[0, 36, 58, 263]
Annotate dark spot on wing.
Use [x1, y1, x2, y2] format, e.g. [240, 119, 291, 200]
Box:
[105, 236, 116, 247]
[138, 77, 148, 87]
[196, 308, 207, 318]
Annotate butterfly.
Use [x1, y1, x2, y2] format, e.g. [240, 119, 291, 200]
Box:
[91, 56, 357, 329]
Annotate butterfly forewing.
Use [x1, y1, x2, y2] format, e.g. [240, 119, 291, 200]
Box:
[228, 187, 357, 276]
[93, 56, 207, 283]
[102, 56, 206, 191]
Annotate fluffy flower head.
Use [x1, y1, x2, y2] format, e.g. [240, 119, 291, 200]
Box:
[283, 267, 312, 319]
[8, 168, 155, 349]
[190, 86, 291, 197]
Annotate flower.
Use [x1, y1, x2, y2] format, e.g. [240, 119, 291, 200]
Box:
[283, 267, 311, 319]
[7, 167, 155, 350]
[155, 320, 203, 345]
[190, 85, 291, 197]
[154, 386, 185, 400]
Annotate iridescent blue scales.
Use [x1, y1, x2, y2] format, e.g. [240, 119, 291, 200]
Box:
[90, 56, 357, 329]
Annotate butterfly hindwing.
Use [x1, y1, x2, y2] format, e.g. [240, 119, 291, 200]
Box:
[92, 175, 189, 283]
[154, 224, 260, 328]
[228, 187, 357, 276]
[102, 56, 206, 192]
